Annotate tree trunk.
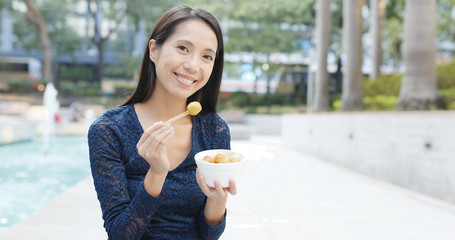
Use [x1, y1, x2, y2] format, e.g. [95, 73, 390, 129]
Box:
[313, 0, 332, 111]
[24, 0, 53, 83]
[93, 3, 104, 84]
[397, 0, 438, 110]
[341, 0, 364, 111]
[369, 0, 385, 80]
[95, 40, 104, 85]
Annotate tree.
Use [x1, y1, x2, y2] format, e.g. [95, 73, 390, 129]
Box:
[86, 0, 180, 83]
[186, 0, 314, 100]
[313, 0, 332, 111]
[437, 0, 455, 44]
[369, 0, 385, 79]
[340, 0, 364, 110]
[397, 0, 438, 110]
[382, 0, 404, 74]
[23, 0, 52, 82]
[86, 0, 124, 84]
[13, 0, 83, 85]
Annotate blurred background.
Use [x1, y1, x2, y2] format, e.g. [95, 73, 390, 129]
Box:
[0, 0, 453, 113]
[1, 0, 455, 239]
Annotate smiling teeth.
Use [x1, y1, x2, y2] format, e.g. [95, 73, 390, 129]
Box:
[177, 74, 194, 85]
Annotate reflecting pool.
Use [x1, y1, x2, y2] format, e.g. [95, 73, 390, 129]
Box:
[0, 136, 90, 233]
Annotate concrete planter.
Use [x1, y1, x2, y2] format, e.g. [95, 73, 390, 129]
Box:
[282, 111, 455, 203]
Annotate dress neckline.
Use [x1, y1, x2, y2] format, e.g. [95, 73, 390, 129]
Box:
[128, 104, 196, 172]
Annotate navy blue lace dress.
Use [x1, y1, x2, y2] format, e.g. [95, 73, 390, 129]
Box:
[88, 104, 230, 240]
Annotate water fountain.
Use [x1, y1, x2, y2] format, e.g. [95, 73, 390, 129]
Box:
[42, 82, 59, 155]
[0, 83, 92, 234]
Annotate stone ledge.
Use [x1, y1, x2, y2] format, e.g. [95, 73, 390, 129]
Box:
[0, 118, 37, 145]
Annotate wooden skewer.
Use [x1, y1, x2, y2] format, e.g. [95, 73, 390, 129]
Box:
[163, 111, 189, 124]
[163, 102, 202, 124]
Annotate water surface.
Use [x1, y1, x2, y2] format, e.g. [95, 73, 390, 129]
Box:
[0, 136, 90, 233]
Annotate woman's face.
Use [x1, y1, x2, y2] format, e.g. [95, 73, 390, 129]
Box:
[149, 19, 218, 101]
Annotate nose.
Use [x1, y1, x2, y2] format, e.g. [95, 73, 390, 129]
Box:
[183, 55, 199, 73]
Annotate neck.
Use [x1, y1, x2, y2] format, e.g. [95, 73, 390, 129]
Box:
[141, 92, 188, 122]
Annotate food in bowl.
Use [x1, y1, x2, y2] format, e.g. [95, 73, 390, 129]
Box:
[195, 149, 244, 187]
[202, 152, 242, 164]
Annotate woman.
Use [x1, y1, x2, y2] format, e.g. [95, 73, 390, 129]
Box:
[88, 5, 236, 239]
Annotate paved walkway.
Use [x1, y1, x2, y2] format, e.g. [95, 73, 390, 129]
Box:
[2, 135, 455, 239]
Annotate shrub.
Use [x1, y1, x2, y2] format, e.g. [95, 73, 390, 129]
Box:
[363, 95, 397, 111]
[364, 74, 401, 97]
[6, 79, 34, 93]
[332, 99, 342, 110]
[439, 88, 455, 110]
[228, 91, 251, 107]
[436, 60, 455, 89]
[59, 81, 101, 97]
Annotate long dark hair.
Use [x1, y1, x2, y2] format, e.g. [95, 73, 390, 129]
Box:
[122, 5, 224, 113]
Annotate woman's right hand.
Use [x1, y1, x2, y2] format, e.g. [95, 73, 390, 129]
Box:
[137, 122, 175, 174]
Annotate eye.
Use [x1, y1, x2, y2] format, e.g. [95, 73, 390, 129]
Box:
[203, 55, 214, 61]
[177, 45, 188, 52]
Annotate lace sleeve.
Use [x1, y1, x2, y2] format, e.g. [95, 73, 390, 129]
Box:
[197, 205, 226, 240]
[88, 116, 162, 240]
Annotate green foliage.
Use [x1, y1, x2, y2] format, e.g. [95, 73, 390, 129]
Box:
[253, 105, 300, 114]
[361, 74, 401, 111]
[104, 55, 141, 79]
[59, 81, 101, 97]
[0, 0, 12, 9]
[333, 74, 402, 111]
[364, 74, 402, 97]
[225, 25, 297, 53]
[439, 88, 455, 110]
[218, 91, 305, 114]
[363, 95, 398, 111]
[185, 0, 314, 54]
[332, 100, 341, 110]
[5, 80, 35, 93]
[436, 60, 455, 89]
[57, 66, 94, 81]
[13, 0, 83, 55]
[228, 91, 251, 107]
[437, 0, 455, 42]
[385, 0, 405, 21]
[435, 60, 455, 109]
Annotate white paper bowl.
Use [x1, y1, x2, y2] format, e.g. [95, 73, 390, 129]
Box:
[195, 149, 244, 187]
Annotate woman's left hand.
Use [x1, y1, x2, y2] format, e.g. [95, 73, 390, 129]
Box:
[196, 169, 237, 225]
[196, 169, 237, 200]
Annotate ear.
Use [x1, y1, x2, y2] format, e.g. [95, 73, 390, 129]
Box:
[149, 39, 158, 62]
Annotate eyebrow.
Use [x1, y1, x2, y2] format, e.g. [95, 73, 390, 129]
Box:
[178, 39, 216, 55]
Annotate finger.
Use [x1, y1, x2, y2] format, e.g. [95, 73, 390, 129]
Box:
[228, 179, 237, 195]
[142, 121, 164, 138]
[160, 126, 175, 144]
[143, 124, 172, 150]
[197, 174, 211, 195]
[149, 125, 173, 151]
[137, 124, 172, 159]
[137, 121, 163, 147]
[213, 180, 226, 196]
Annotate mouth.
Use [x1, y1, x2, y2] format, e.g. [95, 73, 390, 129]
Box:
[174, 72, 197, 87]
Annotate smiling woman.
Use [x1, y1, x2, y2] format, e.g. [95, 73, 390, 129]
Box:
[148, 18, 218, 100]
[88, 5, 237, 240]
